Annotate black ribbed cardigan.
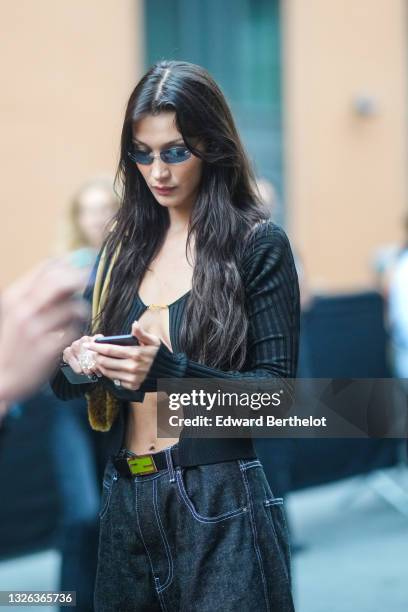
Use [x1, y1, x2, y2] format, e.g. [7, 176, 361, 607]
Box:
[51, 221, 300, 466]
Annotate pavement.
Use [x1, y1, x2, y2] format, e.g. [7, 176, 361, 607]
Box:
[0, 467, 407, 611]
[0, 551, 59, 612]
[288, 466, 408, 612]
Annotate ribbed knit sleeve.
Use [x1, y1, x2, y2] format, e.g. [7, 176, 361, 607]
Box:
[50, 366, 98, 400]
[146, 222, 300, 385]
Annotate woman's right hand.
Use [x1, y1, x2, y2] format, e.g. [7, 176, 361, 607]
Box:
[62, 334, 103, 377]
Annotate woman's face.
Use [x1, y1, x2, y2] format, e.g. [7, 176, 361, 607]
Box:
[77, 186, 117, 249]
[131, 112, 203, 212]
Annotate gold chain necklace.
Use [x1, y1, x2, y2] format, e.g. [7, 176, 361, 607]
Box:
[147, 303, 169, 311]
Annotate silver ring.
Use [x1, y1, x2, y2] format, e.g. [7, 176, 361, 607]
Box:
[79, 351, 96, 370]
[113, 379, 122, 388]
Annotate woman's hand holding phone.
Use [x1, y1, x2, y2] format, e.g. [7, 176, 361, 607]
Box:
[83, 321, 161, 391]
[62, 334, 104, 378]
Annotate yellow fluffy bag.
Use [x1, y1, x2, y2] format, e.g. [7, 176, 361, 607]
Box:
[86, 242, 122, 432]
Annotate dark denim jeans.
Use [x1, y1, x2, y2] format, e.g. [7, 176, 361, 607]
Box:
[94, 445, 295, 612]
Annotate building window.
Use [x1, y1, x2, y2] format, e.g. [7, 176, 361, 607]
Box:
[144, 0, 283, 221]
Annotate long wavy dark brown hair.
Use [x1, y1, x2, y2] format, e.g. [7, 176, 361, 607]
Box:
[98, 60, 268, 369]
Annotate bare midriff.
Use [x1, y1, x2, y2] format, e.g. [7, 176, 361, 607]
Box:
[124, 302, 180, 455]
[124, 233, 194, 455]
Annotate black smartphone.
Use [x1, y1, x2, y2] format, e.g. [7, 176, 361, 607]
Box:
[61, 363, 98, 384]
[95, 334, 139, 346]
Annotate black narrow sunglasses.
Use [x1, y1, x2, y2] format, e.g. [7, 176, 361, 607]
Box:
[127, 145, 192, 165]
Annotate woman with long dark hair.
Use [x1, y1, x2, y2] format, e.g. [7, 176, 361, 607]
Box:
[52, 60, 300, 612]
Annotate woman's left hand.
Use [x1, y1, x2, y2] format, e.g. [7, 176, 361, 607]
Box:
[83, 321, 160, 391]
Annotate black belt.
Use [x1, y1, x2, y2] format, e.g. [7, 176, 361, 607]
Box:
[113, 446, 180, 477]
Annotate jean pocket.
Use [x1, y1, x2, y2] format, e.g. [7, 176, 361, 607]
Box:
[175, 462, 248, 524]
[264, 497, 291, 583]
[99, 468, 118, 520]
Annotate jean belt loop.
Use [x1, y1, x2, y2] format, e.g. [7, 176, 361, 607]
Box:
[165, 447, 176, 483]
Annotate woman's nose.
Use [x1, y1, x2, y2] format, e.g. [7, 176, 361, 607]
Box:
[150, 157, 171, 181]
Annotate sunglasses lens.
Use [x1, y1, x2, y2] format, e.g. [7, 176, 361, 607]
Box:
[161, 147, 191, 164]
[128, 150, 153, 165]
[128, 146, 192, 165]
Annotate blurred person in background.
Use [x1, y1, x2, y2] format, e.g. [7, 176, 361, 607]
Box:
[51, 177, 118, 611]
[0, 260, 87, 409]
[52, 61, 299, 611]
[256, 176, 278, 219]
[372, 213, 408, 299]
[56, 175, 120, 269]
[0, 261, 87, 609]
[387, 213, 408, 391]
